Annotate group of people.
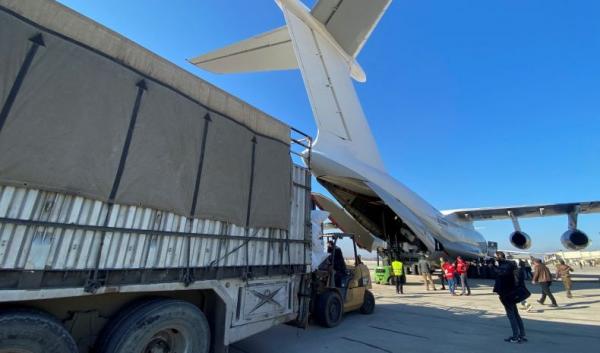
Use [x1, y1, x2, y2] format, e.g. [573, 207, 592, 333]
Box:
[494, 252, 575, 344]
[440, 256, 471, 295]
[389, 256, 472, 296]
[388, 252, 576, 344]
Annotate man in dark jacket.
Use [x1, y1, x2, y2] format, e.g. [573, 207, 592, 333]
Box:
[493, 252, 526, 343]
[532, 258, 558, 307]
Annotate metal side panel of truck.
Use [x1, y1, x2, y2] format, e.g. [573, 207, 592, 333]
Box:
[0, 1, 312, 353]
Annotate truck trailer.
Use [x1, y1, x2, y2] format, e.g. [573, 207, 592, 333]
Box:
[0, 1, 312, 352]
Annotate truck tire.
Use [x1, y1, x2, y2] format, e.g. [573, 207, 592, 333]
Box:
[95, 297, 164, 350]
[315, 290, 343, 328]
[360, 290, 375, 315]
[0, 308, 78, 353]
[96, 298, 210, 353]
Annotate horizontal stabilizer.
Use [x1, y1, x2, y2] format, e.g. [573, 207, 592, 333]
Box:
[189, 26, 297, 73]
[311, 0, 392, 58]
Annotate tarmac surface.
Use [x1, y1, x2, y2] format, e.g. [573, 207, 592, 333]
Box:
[230, 272, 600, 353]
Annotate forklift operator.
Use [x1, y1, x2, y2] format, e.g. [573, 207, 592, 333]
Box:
[327, 241, 347, 285]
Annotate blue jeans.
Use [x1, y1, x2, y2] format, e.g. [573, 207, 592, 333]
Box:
[447, 278, 456, 294]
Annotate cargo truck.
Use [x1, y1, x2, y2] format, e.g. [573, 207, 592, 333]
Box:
[0, 1, 312, 352]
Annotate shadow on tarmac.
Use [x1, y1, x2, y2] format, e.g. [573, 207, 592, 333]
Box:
[231, 288, 600, 353]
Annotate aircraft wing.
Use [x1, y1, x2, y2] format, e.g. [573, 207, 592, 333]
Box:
[442, 201, 600, 221]
[312, 193, 386, 252]
[311, 0, 392, 58]
[188, 26, 297, 73]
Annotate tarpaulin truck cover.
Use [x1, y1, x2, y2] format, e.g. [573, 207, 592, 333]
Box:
[0, 0, 312, 285]
[0, 0, 292, 230]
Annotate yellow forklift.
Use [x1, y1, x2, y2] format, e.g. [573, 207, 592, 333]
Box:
[310, 233, 375, 327]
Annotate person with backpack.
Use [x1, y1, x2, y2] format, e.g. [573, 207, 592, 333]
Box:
[493, 251, 528, 343]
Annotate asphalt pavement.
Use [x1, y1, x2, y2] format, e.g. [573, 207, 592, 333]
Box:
[230, 275, 600, 353]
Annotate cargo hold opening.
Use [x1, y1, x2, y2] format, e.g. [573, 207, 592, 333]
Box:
[318, 177, 428, 256]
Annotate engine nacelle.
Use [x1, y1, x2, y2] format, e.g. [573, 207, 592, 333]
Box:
[509, 231, 531, 250]
[561, 229, 590, 250]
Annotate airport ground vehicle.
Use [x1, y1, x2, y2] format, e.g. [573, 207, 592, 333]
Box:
[310, 234, 375, 327]
[0, 1, 312, 352]
[374, 265, 393, 285]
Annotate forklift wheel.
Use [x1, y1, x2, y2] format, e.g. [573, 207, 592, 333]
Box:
[360, 290, 375, 315]
[315, 290, 343, 328]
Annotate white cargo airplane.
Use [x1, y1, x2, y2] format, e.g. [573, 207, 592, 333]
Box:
[191, 0, 599, 259]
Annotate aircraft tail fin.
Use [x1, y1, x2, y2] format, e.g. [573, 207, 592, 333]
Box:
[190, 0, 391, 172]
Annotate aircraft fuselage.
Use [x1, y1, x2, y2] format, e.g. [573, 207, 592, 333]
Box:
[308, 148, 488, 260]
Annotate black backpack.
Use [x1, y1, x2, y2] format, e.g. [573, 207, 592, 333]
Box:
[509, 265, 531, 303]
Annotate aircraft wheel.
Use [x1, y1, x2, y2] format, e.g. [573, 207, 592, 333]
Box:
[96, 298, 210, 353]
[360, 290, 375, 315]
[315, 290, 343, 328]
[0, 308, 78, 353]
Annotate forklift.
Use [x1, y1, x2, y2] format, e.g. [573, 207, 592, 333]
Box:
[310, 233, 375, 327]
[373, 246, 396, 285]
[373, 264, 394, 285]
[373, 247, 418, 285]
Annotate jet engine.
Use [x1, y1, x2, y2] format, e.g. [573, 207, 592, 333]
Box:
[509, 230, 531, 250]
[561, 229, 590, 250]
[561, 206, 591, 250]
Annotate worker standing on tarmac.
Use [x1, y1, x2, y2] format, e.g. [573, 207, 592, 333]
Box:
[441, 258, 457, 295]
[391, 258, 405, 294]
[418, 255, 436, 291]
[532, 258, 558, 307]
[435, 259, 446, 290]
[555, 259, 574, 298]
[456, 256, 471, 296]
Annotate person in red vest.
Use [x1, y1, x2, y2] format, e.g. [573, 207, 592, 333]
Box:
[441, 258, 457, 295]
[456, 256, 471, 296]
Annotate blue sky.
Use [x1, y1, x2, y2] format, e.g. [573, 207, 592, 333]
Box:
[57, 0, 600, 253]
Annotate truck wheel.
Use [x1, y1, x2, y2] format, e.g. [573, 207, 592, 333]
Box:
[96, 298, 210, 353]
[360, 290, 375, 315]
[0, 308, 78, 353]
[315, 290, 343, 328]
[387, 276, 394, 285]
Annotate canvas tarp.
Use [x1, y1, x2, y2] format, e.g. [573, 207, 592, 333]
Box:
[0, 2, 292, 230]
